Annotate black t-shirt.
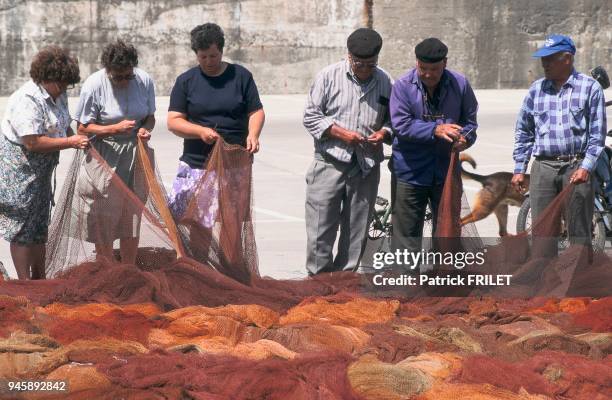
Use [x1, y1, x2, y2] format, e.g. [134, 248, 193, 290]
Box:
[169, 63, 263, 168]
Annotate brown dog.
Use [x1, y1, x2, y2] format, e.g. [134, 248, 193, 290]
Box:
[460, 154, 529, 236]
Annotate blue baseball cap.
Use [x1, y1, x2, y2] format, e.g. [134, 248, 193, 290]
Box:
[532, 34, 576, 57]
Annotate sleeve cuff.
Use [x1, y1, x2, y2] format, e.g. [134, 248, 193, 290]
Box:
[431, 123, 439, 140]
[464, 130, 476, 145]
[313, 118, 334, 141]
[581, 156, 597, 172]
[247, 105, 264, 114]
[77, 116, 96, 125]
[168, 107, 187, 114]
[513, 161, 529, 174]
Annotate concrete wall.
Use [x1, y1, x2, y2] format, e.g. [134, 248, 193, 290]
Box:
[375, 0, 611, 88]
[0, 0, 610, 95]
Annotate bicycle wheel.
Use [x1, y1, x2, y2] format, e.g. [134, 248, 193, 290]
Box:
[516, 197, 531, 233]
[423, 203, 434, 237]
[516, 196, 606, 252]
[368, 209, 388, 240]
[592, 212, 607, 252]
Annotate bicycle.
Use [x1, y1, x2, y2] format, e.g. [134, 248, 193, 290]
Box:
[367, 194, 434, 241]
[367, 151, 435, 253]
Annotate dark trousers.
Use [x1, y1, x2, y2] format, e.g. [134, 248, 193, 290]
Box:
[530, 159, 596, 257]
[392, 180, 443, 254]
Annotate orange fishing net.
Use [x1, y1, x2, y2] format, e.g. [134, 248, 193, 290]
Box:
[0, 142, 610, 399]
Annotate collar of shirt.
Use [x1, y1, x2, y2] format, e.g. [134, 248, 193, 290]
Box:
[344, 60, 376, 90]
[27, 81, 52, 101]
[32, 81, 62, 107]
[412, 70, 449, 115]
[21, 80, 48, 100]
[542, 68, 579, 92]
[412, 69, 450, 94]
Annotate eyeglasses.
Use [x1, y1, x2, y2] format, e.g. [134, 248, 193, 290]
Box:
[350, 57, 378, 69]
[109, 72, 136, 82]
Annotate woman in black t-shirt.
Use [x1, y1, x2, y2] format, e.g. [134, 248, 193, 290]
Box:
[167, 23, 265, 245]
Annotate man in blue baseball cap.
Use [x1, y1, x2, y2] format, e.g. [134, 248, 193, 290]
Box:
[512, 34, 607, 259]
[532, 34, 576, 57]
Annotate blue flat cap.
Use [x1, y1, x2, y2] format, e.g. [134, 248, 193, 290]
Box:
[533, 34, 576, 57]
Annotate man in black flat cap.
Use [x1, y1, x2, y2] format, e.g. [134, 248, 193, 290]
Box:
[389, 37, 478, 257]
[303, 28, 393, 275]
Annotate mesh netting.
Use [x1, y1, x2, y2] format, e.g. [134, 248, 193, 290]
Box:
[424, 150, 612, 298]
[0, 141, 610, 399]
[180, 140, 259, 284]
[45, 139, 256, 285]
[39, 141, 612, 300]
[436, 152, 481, 241]
[45, 140, 181, 277]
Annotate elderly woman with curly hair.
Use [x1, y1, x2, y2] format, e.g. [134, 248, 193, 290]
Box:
[0, 46, 88, 279]
[75, 39, 156, 264]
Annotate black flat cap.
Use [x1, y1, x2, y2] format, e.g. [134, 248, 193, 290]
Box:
[347, 28, 383, 58]
[415, 38, 448, 63]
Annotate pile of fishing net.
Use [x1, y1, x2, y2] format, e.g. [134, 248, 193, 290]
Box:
[0, 294, 610, 399]
[0, 142, 610, 399]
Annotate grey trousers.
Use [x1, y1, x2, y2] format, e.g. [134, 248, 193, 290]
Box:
[305, 157, 380, 275]
[530, 159, 596, 256]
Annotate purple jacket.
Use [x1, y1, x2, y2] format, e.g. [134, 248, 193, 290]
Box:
[390, 68, 478, 186]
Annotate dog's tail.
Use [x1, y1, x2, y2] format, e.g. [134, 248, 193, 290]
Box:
[459, 153, 488, 183]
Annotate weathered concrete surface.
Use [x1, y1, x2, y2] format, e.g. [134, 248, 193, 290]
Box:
[375, 0, 611, 88]
[0, 0, 364, 95]
[0, 0, 610, 94]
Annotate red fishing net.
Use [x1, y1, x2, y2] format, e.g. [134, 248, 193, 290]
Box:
[0, 142, 609, 399]
[44, 139, 257, 286]
[418, 150, 612, 298]
[45, 141, 180, 278]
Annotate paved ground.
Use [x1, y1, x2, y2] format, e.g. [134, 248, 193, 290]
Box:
[1, 89, 611, 279]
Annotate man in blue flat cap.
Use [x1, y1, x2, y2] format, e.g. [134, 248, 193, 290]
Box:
[512, 34, 607, 257]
